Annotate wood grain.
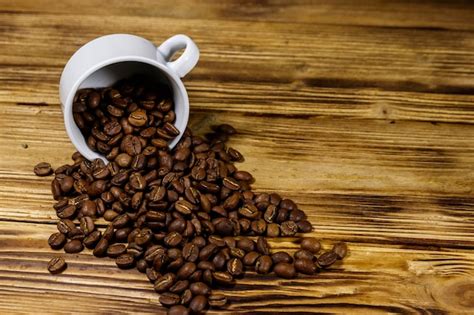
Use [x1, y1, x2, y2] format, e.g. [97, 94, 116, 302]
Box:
[1, 0, 474, 314]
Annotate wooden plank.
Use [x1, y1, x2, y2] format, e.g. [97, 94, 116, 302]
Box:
[0, 221, 473, 314]
[1, 0, 474, 31]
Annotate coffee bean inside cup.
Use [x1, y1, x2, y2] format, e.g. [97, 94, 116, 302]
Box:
[36, 76, 348, 314]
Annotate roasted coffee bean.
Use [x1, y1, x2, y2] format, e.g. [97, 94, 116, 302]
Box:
[48, 257, 67, 274]
[112, 213, 130, 228]
[271, 252, 293, 264]
[34, 162, 53, 176]
[212, 271, 234, 285]
[233, 170, 253, 182]
[168, 305, 190, 315]
[294, 249, 314, 261]
[317, 251, 338, 268]
[57, 219, 75, 235]
[189, 282, 211, 296]
[182, 243, 199, 262]
[280, 199, 297, 211]
[280, 220, 298, 236]
[297, 220, 312, 233]
[154, 273, 176, 293]
[83, 230, 101, 249]
[266, 223, 280, 237]
[237, 238, 255, 252]
[128, 109, 148, 127]
[300, 238, 321, 254]
[185, 295, 205, 314]
[208, 294, 227, 308]
[160, 292, 181, 307]
[81, 200, 97, 217]
[116, 253, 135, 269]
[136, 259, 148, 273]
[181, 289, 193, 305]
[243, 251, 260, 266]
[79, 216, 95, 235]
[93, 238, 109, 257]
[146, 267, 160, 282]
[48, 232, 66, 249]
[332, 242, 348, 259]
[177, 262, 197, 280]
[227, 258, 244, 276]
[256, 236, 270, 255]
[164, 232, 183, 247]
[255, 255, 272, 274]
[64, 239, 84, 253]
[251, 219, 267, 235]
[169, 279, 189, 294]
[107, 243, 127, 258]
[294, 258, 317, 275]
[57, 205, 76, 219]
[273, 262, 296, 279]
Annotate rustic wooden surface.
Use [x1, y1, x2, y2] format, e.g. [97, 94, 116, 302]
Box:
[1, 0, 474, 314]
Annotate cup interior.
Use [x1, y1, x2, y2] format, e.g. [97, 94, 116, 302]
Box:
[66, 60, 188, 162]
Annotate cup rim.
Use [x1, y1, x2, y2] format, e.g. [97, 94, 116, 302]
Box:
[64, 55, 189, 162]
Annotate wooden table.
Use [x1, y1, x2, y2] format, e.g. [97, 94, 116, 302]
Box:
[1, 1, 474, 313]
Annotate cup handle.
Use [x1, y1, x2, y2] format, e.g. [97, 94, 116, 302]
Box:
[157, 34, 199, 78]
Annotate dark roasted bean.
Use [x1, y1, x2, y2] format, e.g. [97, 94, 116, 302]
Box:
[64, 239, 84, 253]
[255, 255, 272, 274]
[115, 253, 135, 269]
[34, 162, 53, 176]
[48, 232, 66, 249]
[300, 238, 321, 254]
[317, 251, 338, 268]
[271, 252, 293, 264]
[294, 258, 317, 275]
[48, 257, 67, 274]
[332, 242, 348, 259]
[273, 262, 296, 279]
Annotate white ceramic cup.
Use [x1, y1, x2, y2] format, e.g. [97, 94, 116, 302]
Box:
[59, 34, 199, 162]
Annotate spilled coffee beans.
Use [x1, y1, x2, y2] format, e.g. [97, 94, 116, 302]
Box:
[36, 77, 347, 314]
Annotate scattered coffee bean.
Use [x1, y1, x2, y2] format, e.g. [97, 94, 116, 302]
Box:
[168, 305, 190, 315]
[47, 257, 67, 274]
[332, 242, 348, 259]
[294, 258, 317, 275]
[48, 232, 66, 250]
[34, 162, 53, 176]
[208, 294, 227, 308]
[64, 239, 84, 253]
[317, 251, 338, 268]
[300, 237, 321, 254]
[273, 262, 296, 279]
[189, 295, 208, 313]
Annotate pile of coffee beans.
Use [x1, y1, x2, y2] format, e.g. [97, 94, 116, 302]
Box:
[35, 78, 347, 315]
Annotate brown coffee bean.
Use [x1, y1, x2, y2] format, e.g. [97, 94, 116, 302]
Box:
[154, 273, 176, 293]
[57, 219, 75, 235]
[112, 213, 130, 228]
[243, 251, 260, 266]
[294, 249, 314, 261]
[273, 262, 296, 279]
[233, 170, 253, 182]
[107, 243, 127, 258]
[208, 294, 227, 308]
[266, 223, 280, 237]
[182, 243, 200, 262]
[57, 205, 76, 219]
[255, 255, 272, 274]
[164, 232, 183, 247]
[251, 219, 267, 235]
[300, 237, 321, 254]
[48, 232, 66, 250]
[332, 242, 348, 259]
[34, 162, 53, 176]
[317, 251, 338, 268]
[83, 230, 101, 249]
[175, 200, 193, 215]
[280, 220, 298, 236]
[116, 153, 132, 167]
[294, 258, 317, 275]
[81, 200, 97, 217]
[189, 295, 207, 313]
[168, 305, 190, 315]
[256, 236, 270, 255]
[160, 292, 181, 307]
[79, 216, 95, 235]
[297, 220, 313, 233]
[212, 271, 234, 285]
[227, 258, 244, 276]
[93, 238, 109, 257]
[189, 282, 211, 296]
[116, 253, 135, 269]
[64, 239, 84, 253]
[236, 238, 255, 252]
[48, 257, 67, 274]
[271, 251, 293, 264]
[177, 262, 197, 280]
[128, 109, 148, 127]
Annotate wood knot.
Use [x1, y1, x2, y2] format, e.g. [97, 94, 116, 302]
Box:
[432, 278, 474, 312]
